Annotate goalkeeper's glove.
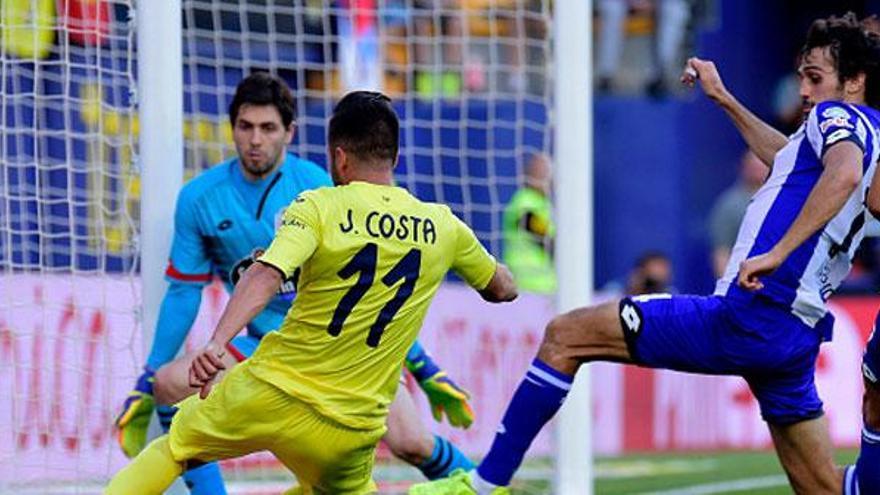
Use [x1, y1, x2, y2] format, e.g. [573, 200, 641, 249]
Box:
[406, 342, 475, 429]
[114, 367, 156, 458]
[417, 370, 475, 429]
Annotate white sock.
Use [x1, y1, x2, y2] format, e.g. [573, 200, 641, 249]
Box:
[470, 470, 501, 495]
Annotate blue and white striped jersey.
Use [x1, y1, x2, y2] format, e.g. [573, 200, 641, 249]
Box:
[715, 101, 880, 327]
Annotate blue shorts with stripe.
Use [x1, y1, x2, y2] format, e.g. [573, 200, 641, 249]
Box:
[619, 293, 830, 425]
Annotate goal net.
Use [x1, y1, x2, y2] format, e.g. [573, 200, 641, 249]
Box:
[179, 1, 555, 492]
[1, 1, 556, 493]
[0, 0, 141, 493]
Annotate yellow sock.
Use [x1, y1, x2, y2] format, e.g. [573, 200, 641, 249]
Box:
[105, 435, 183, 494]
[281, 485, 304, 495]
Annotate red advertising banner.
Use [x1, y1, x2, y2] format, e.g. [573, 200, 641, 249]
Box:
[0, 275, 874, 486]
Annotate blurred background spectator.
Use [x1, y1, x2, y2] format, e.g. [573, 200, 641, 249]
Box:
[771, 67, 803, 134]
[595, 0, 695, 97]
[179, 0, 880, 296]
[602, 250, 676, 296]
[380, 0, 548, 97]
[502, 153, 556, 294]
[708, 151, 768, 279]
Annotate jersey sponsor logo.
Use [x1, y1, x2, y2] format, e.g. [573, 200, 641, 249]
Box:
[620, 301, 642, 334]
[338, 208, 437, 244]
[274, 207, 286, 231]
[819, 115, 854, 134]
[231, 248, 298, 300]
[821, 106, 851, 119]
[825, 129, 853, 146]
[281, 216, 309, 230]
[818, 262, 835, 301]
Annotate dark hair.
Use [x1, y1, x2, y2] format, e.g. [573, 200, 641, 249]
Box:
[328, 91, 399, 164]
[228, 72, 296, 128]
[635, 250, 670, 269]
[802, 12, 880, 108]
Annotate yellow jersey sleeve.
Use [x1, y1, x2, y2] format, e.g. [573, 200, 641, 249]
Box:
[450, 212, 497, 289]
[259, 193, 321, 277]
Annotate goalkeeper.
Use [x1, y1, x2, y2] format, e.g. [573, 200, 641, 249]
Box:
[114, 73, 477, 494]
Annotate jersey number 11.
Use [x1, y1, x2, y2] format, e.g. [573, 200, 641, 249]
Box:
[329, 242, 422, 347]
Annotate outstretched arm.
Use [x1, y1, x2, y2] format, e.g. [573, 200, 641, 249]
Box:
[115, 189, 211, 458]
[682, 57, 788, 167]
[189, 262, 282, 398]
[738, 141, 863, 290]
[145, 283, 203, 370]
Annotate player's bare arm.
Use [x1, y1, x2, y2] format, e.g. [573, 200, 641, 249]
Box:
[683, 57, 787, 167]
[867, 162, 880, 218]
[479, 262, 518, 302]
[738, 141, 863, 290]
[189, 261, 282, 398]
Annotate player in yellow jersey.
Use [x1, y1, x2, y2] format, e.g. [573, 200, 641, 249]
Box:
[105, 90, 517, 494]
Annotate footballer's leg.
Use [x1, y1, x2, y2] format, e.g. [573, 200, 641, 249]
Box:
[150, 340, 245, 495]
[470, 301, 628, 491]
[160, 361, 279, 489]
[105, 435, 183, 495]
[268, 388, 385, 495]
[410, 301, 629, 494]
[849, 323, 880, 494]
[411, 294, 742, 494]
[739, 305, 841, 495]
[766, 417, 840, 494]
[384, 382, 475, 479]
[857, 376, 880, 494]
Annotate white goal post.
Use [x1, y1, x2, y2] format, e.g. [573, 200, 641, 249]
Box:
[553, 1, 593, 493]
[0, 1, 593, 492]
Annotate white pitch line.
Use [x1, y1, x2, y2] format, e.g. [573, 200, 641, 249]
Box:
[638, 474, 789, 495]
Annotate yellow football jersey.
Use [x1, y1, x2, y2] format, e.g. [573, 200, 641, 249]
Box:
[252, 181, 497, 430]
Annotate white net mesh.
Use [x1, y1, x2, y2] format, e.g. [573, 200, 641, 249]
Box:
[180, 1, 555, 493]
[181, 0, 553, 254]
[1, 1, 555, 492]
[0, 1, 140, 492]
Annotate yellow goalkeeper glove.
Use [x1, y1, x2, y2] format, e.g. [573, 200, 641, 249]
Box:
[419, 371, 475, 429]
[114, 368, 155, 458]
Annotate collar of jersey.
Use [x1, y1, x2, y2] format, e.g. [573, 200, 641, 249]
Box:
[230, 155, 287, 188]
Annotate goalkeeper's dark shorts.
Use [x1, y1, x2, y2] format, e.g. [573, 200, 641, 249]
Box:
[619, 293, 826, 426]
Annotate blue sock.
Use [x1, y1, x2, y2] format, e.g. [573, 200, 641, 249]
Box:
[157, 405, 228, 495]
[856, 425, 880, 494]
[183, 462, 227, 495]
[477, 358, 573, 486]
[417, 435, 476, 480]
[844, 465, 858, 495]
[864, 319, 880, 384]
[156, 404, 178, 433]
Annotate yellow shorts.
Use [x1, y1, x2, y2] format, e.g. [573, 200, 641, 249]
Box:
[168, 361, 386, 494]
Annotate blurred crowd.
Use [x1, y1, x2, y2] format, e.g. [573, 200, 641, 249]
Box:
[594, 0, 712, 98]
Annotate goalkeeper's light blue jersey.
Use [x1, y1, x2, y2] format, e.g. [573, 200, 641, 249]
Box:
[146, 153, 331, 369]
